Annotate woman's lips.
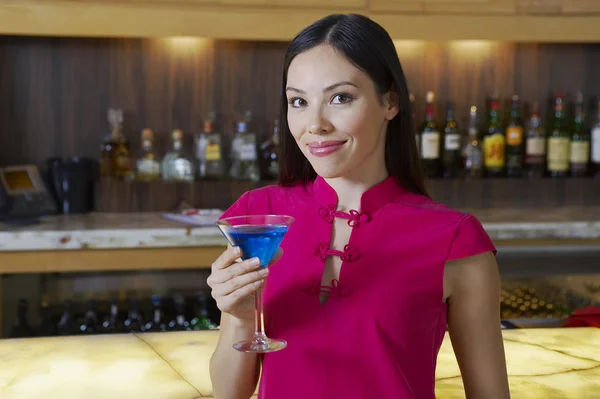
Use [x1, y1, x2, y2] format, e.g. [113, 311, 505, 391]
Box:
[307, 140, 347, 157]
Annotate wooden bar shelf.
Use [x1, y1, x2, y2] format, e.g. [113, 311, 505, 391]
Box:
[94, 177, 600, 213]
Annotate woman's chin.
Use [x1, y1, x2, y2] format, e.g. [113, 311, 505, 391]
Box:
[311, 165, 348, 180]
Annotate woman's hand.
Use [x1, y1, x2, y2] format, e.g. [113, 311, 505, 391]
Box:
[207, 246, 282, 324]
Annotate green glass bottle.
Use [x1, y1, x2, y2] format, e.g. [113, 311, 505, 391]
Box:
[505, 95, 524, 178]
[570, 92, 590, 177]
[420, 91, 442, 178]
[483, 96, 506, 177]
[547, 93, 570, 178]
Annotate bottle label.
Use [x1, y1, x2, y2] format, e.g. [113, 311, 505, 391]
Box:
[526, 137, 546, 156]
[444, 134, 461, 150]
[205, 143, 221, 161]
[570, 141, 590, 163]
[421, 131, 440, 159]
[483, 133, 506, 168]
[547, 137, 570, 172]
[592, 127, 600, 163]
[195, 136, 207, 160]
[136, 158, 159, 177]
[240, 143, 257, 161]
[506, 127, 523, 146]
[115, 148, 131, 169]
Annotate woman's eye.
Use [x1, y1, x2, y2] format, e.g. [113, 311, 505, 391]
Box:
[289, 97, 307, 108]
[332, 94, 353, 104]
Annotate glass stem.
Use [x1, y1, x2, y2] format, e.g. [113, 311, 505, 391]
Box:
[254, 285, 267, 343]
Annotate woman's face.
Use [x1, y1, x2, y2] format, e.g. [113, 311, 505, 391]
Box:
[286, 44, 398, 181]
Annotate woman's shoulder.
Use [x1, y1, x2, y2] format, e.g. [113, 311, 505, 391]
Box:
[392, 190, 471, 223]
[390, 191, 495, 259]
[244, 182, 310, 205]
[220, 182, 310, 219]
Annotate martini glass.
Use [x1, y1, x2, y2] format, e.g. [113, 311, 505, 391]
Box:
[216, 214, 294, 353]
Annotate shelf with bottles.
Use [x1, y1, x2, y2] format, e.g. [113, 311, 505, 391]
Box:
[415, 90, 600, 180]
[100, 108, 280, 185]
[499, 274, 600, 328]
[7, 289, 220, 339]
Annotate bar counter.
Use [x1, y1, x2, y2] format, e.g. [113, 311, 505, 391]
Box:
[0, 328, 598, 398]
[2, 206, 600, 253]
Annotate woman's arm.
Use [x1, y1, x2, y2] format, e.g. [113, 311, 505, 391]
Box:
[445, 251, 511, 399]
[209, 314, 260, 399]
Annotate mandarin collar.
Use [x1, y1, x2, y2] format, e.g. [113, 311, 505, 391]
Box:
[311, 175, 405, 214]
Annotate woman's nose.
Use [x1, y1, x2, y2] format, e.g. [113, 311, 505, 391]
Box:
[307, 108, 333, 135]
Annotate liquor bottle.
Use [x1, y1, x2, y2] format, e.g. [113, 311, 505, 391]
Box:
[590, 101, 600, 178]
[79, 299, 99, 334]
[123, 297, 144, 332]
[260, 119, 280, 181]
[524, 102, 546, 178]
[168, 293, 190, 331]
[570, 92, 590, 177]
[547, 94, 570, 178]
[100, 108, 134, 180]
[135, 128, 161, 181]
[420, 91, 442, 178]
[229, 111, 260, 182]
[483, 96, 506, 177]
[441, 102, 462, 178]
[9, 298, 36, 338]
[36, 299, 56, 337]
[144, 295, 167, 332]
[102, 298, 124, 333]
[190, 291, 217, 330]
[162, 129, 195, 182]
[195, 112, 226, 180]
[463, 106, 483, 178]
[505, 95, 524, 178]
[56, 299, 78, 336]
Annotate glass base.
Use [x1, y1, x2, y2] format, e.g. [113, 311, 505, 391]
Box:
[233, 337, 287, 353]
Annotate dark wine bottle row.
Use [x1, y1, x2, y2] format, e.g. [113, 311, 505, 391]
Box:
[9, 291, 220, 339]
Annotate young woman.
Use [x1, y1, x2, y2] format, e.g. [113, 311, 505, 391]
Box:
[207, 13, 510, 399]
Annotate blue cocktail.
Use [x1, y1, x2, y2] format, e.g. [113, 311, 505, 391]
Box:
[216, 214, 294, 353]
[220, 225, 288, 267]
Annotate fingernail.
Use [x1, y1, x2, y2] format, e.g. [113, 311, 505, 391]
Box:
[234, 246, 242, 255]
[250, 257, 260, 266]
[259, 267, 269, 275]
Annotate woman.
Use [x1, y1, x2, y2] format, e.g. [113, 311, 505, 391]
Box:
[207, 13, 510, 399]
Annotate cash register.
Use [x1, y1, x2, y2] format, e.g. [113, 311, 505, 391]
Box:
[0, 164, 58, 225]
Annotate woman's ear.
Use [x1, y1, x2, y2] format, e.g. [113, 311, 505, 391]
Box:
[383, 90, 400, 121]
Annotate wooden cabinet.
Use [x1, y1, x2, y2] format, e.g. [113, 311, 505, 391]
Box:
[562, 0, 600, 13]
[220, 0, 366, 7]
[0, 0, 598, 42]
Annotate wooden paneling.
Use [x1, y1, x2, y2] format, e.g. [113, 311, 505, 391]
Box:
[1, 37, 599, 168]
[94, 178, 600, 212]
[1, 1, 600, 41]
[0, 36, 285, 165]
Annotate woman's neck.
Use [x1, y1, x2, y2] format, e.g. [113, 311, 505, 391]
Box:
[324, 169, 389, 212]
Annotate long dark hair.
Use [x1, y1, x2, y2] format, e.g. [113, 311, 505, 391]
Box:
[278, 13, 427, 197]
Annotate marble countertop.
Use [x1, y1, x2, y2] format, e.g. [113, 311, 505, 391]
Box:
[0, 328, 598, 398]
[0, 213, 227, 251]
[1, 207, 600, 252]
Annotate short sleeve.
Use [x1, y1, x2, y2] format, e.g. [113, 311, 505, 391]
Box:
[218, 191, 250, 220]
[446, 214, 497, 262]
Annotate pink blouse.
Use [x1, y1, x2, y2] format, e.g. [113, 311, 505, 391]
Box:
[219, 175, 496, 399]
